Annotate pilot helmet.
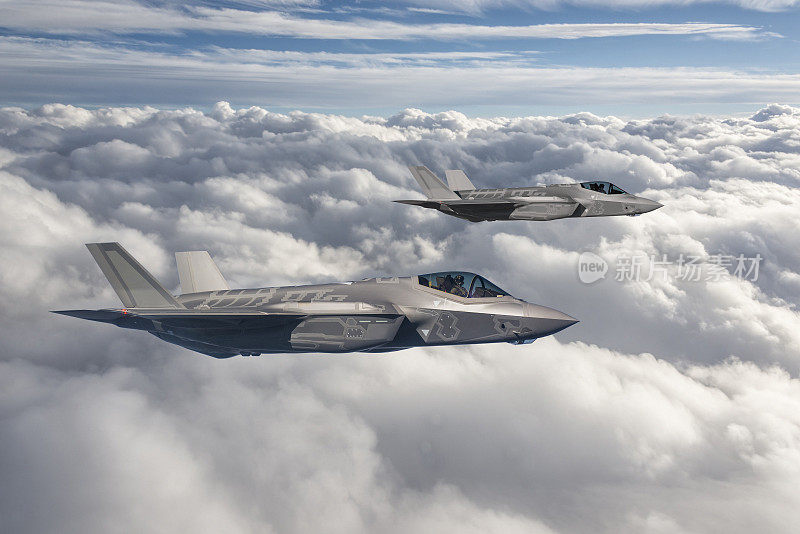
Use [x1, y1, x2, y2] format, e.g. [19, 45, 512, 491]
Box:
[454, 274, 464, 285]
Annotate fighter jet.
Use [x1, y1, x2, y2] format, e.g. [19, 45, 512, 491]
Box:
[52, 243, 577, 358]
[396, 166, 663, 222]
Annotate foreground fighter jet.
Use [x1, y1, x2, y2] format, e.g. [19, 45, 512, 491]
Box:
[52, 243, 577, 357]
[396, 166, 663, 222]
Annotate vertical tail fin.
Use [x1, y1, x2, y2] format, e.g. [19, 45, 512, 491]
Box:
[445, 170, 476, 191]
[408, 166, 460, 200]
[175, 251, 230, 294]
[86, 243, 182, 308]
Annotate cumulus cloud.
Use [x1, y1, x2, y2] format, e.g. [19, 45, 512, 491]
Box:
[1, 103, 799, 532]
[2, 343, 800, 533]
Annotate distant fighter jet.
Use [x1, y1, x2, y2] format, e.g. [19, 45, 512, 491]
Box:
[396, 166, 663, 222]
[53, 243, 577, 358]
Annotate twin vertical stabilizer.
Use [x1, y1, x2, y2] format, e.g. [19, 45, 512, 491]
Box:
[85, 243, 230, 309]
[175, 251, 230, 294]
[407, 166, 477, 199]
[445, 169, 475, 191]
[408, 166, 461, 200]
[86, 242, 182, 308]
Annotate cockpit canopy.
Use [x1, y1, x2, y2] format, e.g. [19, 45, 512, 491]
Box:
[418, 271, 510, 298]
[580, 181, 628, 195]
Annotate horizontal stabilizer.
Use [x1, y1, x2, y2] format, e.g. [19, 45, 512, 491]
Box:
[176, 251, 230, 294]
[51, 309, 125, 323]
[86, 243, 182, 309]
[445, 170, 476, 191]
[394, 199, 441, 208]
[408, 166, 460, 200]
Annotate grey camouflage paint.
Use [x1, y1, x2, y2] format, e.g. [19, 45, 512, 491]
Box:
[54, 245, 578, 358]
[396, 166, 663, 222]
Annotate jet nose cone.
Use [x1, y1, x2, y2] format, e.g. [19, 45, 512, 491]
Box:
[549, 316, 580, 333]
[524, 303, 576, 321]
[523, 304, 579, 336]
[637, 198, 663, 214]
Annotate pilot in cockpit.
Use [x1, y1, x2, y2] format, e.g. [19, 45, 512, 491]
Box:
[450, 274, 468, 297]
[440, 274, 454, 293]
[439, 274, 467, 296]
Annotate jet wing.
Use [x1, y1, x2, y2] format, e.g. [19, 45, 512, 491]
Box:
[395, 198, 521, 206]
[151, 331, 240, 359]
[437, 198, 524, 221]
[53, 308, 308, 330]
[134, 309, 309, 329]
[398, 195, 572, 205]
[397, 193, 584, 221]
[396, 197, 526, 221]
[54, 309, 406, 356]
[399, 196, 573, 206]
[54, 306, 404, 331]
[443, 198, 521, 205]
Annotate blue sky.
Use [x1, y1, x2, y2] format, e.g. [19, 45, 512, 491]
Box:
[1, 0, 799, 115]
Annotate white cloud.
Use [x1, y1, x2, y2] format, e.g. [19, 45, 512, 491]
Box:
[1, 37, 797, 112]
[401, 0, 799, 13]
[2, 341, 800, 533]
[1, 103, 800, 532]
[0, 1, 775, 39]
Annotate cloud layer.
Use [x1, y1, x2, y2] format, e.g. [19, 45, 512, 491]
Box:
[402, 0, 800, 13]
[0, 1, 790, 114]
[1, 36, 797, 112]
[0, 1, 781, 36]
[1, 102, 799, 533]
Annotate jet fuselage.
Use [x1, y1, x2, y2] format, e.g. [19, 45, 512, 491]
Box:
[54, 244, 577, 358]
[150, 276, 577, 356]
[454, 183, 663, 221]
[396, 166, 663, 222]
